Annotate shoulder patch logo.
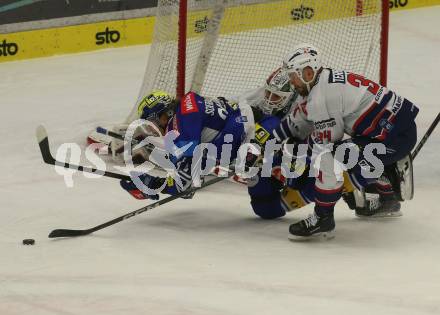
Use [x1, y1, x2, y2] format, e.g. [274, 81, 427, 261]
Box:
[328, 70, 346, 84]
[181, 93, 199, 115]
[235, 116, 248, 123]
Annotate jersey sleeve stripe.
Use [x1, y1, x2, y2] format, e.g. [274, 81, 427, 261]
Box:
[352, 101, 379, 133]
[314, 185, 343, 195]
[352, 91, 394, 136]
[361, 107, 389, 136]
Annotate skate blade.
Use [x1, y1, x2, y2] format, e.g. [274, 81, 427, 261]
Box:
[356, 210, 403, 219]
[288, 230, 335, 242]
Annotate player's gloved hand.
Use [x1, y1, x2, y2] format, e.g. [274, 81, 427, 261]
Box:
[120, 172, 165, 200]
[174, 156, 195, 199]
[216, 97, 238, 112]
[244, 140, 262, 171]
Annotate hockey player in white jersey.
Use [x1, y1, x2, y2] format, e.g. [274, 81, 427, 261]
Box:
[273, 44, 419, 240]
[244, 67, 390, 220]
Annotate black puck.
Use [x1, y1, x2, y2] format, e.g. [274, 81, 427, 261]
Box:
[22, 239, 35, 245]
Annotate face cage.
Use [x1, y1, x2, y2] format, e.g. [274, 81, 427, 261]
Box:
[262, 90, 293, 114]
[145, 106, 174, 129]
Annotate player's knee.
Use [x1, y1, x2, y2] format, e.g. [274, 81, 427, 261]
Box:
[250, 194, 286, 220]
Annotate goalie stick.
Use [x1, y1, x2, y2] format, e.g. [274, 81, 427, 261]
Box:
[36, 125, 131, 181]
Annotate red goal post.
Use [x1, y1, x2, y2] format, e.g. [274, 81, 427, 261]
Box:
[125, 0, 389, 122]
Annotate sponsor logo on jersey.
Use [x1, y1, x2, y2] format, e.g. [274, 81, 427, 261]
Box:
[254, 123, 271, 145]
[379, 119, 394, 132]
[205, 100, 216, 116]
[181, 93, 199, 114]
[314, 118, 336, 130]
[391, 96, 403, 115]
[235, 116, 248, 123]
[375, 86, 385, 102]
[389, 0, 408, 9]
[96, 27, 121, 45]
[291, 5, 315, 21]
[328, 70, 346, 84]
[0, 39, 19, 57]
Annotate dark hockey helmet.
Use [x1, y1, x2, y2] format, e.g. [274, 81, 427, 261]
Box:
[137, 91, 176, 122]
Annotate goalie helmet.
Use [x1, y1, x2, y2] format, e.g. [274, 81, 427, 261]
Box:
[137, 90, 176, 122]
[282, 43, 321, 85]
[261, 67, 294, 115]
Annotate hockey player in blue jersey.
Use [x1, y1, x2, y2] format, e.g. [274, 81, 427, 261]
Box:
[119, 89, 260, 200]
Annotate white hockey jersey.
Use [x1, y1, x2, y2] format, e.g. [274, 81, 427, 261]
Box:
[276, 68, 419, 145]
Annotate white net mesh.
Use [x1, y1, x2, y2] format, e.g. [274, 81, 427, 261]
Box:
[127, 0, 385, 122]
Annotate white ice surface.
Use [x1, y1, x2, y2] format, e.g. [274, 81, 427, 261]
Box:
[1, 7, 440, 315]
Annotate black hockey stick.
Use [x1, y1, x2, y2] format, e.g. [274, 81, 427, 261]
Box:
[411, 112, 440, 159]
[36, 125, 131, 181]
[48, 172, 233, 238]
[96, 126, 126, 142]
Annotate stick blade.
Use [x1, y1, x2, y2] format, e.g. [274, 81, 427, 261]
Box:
[48, 229, 90, 238]
[36, 125, 56, 165]
[36, 125, 48, 143]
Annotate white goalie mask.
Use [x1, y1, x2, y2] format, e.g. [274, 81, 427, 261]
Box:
[261, 67, 294, 115]
[283, 44, 322, 91]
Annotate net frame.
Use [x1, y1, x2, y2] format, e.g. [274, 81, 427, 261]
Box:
[126, 0, 389, 122]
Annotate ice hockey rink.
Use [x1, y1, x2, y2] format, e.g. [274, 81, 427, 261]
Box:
[1, 6, 439, 315]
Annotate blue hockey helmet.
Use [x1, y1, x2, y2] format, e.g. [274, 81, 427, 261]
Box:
[137, 91, 176, 122]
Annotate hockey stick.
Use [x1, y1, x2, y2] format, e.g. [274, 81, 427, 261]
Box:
[96, 126, 126, 142]
[411, 112, 440, 159]
[48, 171, 233, 238]
[36, 125, 131, 181]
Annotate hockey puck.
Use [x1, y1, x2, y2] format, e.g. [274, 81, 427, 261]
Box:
[22, 239, 35, 245]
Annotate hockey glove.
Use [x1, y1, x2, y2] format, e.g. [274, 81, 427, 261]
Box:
[120, 172, 165, 200]
[244, 140, 263, 171]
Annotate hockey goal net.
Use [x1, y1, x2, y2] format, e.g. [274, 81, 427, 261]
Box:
[126, 0, 388, 122]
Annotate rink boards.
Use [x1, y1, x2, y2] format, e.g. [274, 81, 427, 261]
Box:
[0, 0, 439, 63]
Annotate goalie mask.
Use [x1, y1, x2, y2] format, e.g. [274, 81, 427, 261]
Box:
[137, 91, 176, 130]
[262, 68, 294, 115]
